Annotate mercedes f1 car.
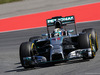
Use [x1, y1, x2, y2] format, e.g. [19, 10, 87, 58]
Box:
[19, 15, 98, 68]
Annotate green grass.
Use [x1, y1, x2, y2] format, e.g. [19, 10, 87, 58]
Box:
[0, 0, 22, 4]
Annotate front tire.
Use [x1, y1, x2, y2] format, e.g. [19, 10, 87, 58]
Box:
[78, 33, 90, 49]
[78, 33, 96, 59]
[82, 28, 98, 51]
[19, 42, 34, 68]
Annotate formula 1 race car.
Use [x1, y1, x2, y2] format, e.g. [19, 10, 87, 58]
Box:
[19, 15, 98, 68]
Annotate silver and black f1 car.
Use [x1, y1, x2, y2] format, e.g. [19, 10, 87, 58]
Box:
[19, 15, 98, 68]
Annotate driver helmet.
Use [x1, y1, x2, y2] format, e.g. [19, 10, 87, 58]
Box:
[54, 20, 62, 28]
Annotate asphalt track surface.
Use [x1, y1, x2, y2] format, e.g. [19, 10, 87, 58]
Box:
[0, 0, 100, 75]
[0, 21, 100, 75]
[0, 0, 100, 19]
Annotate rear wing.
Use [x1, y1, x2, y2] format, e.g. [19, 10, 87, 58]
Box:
[46, 15, 77, 38]
[46, 15, 75, 27]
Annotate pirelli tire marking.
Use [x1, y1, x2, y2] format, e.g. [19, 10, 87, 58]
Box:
[89, 34, 95, 57]
[95, 33, 99, 50]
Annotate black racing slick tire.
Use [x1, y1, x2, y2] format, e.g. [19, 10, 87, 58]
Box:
[19, 42, 34, 69]
[82, 28, 98, 51]
[29, 36, 43, 42]
[78, 33, 90, 49]
[78, 33, 96, 59]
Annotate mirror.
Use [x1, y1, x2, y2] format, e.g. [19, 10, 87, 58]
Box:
[42, 34, 48, 36]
